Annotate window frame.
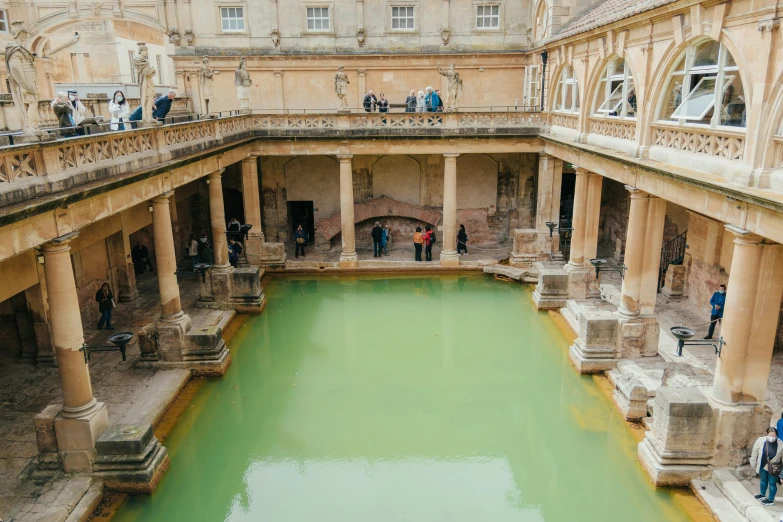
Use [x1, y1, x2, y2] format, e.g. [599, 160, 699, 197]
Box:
[0, 9, 8, 34]
[524, 64, 540, 109]
[592, 57, 636, 119]
[389, 3, 417, 32]
[474, 2, 502, 31]
[219, 6, 247, 34]
[304, 4, 333, 34]
[656, 40, 745, 130]
[554, 65, 579, 114]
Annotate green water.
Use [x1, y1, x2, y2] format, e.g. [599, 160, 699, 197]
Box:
[114, 274, 694, 522]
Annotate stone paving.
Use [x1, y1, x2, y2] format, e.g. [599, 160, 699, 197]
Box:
[283, 241, 513, 264]
[0, 270, 197, 522]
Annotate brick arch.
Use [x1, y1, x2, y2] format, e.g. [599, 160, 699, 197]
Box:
[315, 196, 441, 241]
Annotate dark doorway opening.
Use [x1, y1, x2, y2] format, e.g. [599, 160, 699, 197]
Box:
[223, 188, 245, 225]
[559, 168, 576, 259]
[288, 201, 315, 245]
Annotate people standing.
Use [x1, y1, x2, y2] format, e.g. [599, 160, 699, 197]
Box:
[777, 414, 783, 444]
[405, 90, 417, 112]
[363, 90, 377, 112]
[228, 238, 243, 267]
[295, 224, 306, 258]
[435, 90, 445, 112]
[416, 90, 427, 112]
[187, 234, 199, 270]
[67, 89, 88, 129]
[51, 92, 76, 136]
[377, 93, 389, 113]
[751, 427, 783, 506]
[199, 235, 214, 264]
[425, 87, 440, 113]
[422, 225, 436, 261]
[131, 240, 153, 275]
[383, 223, 392, 256]
[413, 227, 424, 261]
[95, 282, 115, 330]
[109, 90, 130, 131]
[372, 221, 384, 258]
[704, 284, 726, 339]
[457, 224, 468, 255]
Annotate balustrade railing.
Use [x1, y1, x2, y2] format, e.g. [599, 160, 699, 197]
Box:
[651, 123, 745, 161]
[588, 117, 637, 141]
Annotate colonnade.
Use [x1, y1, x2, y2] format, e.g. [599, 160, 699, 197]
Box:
[36, 154, 268, 471]
[336, 153, 461, 267]
[556, 154, 783, 408]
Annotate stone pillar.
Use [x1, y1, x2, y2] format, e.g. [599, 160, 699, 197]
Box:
[338, 155, 358, 268]
[618, 188, 651, 319]
[564, 168, 600, 298]
[151, 192, 184, 320]
[42, 233, 109, 473]
[209, 170, 230, 271]
[25, 276, 55, 366]
[357, 70, 367, 106]
[241, 156, 264, 265]
[440, 153, 459, 267]
[534, 153, 563, 258]
[713, 228, 783, 406]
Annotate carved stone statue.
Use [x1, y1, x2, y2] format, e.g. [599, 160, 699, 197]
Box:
[235, 57, 251, 87]
[437, 63, 463, 111]
[184, 29, 195, 46]
[197, 56, 215, 116]
[5, 21, 43, 137]
[334, 66, 350, 111]
[166, 27, 181, 45]
[134, 42, 157, 124]
[440, 28, 450, 46]
[271, 29, 280, 48]
[235, 57, 251, 112]
[356, 28, 365, 47]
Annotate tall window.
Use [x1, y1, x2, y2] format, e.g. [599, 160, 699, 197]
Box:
[306, 7, 330, 31]
[593, 57, 636, 119]
[391, 6, 415, 30]
[533, 1, 547, 41]
[658, 39, 745, 128]
[220, 7, 245, 32]
[554, 65, 579, 113]
[0, 10, 8, 33]
[524, 65, 540, 108]
[476, 5, 499, 29]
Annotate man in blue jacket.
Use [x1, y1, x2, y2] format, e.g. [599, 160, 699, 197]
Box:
[425, 87, 440, 113]
[705, 283, 726, 339]
[129, 90, 177, 123]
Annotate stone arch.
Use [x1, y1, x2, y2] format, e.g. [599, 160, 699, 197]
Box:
[584, 53, 639, 118]
[532, 0, 549, 42]
[457, 154, 498, 209]
[284, 156, 340, 224]
[370, 155, 422, 205]
[546, 61, 570, 113]
[30, 11, 166, 49]
[755, 71, 783, 170]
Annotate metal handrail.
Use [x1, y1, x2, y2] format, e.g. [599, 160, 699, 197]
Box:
[250, 105, 542, 115]
[658, 230, 688, 292]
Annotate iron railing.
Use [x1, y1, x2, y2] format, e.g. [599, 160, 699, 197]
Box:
[658, 230, 687, 291]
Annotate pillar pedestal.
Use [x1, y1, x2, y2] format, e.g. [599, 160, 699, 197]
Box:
[54, 403, 109, 473]
[94, 423, 170, 493]
[337, 155, 358, 268]
[532, 266, 569, 310]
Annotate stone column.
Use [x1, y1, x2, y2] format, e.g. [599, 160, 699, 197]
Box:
[209, 170, 230, 271]
[713, 228, 783, 405]
[241, 156, 264, 265]
[618, 188, 651, 319]
[357, 70, 367, 106]
[151, 192, 184, 320]
[42, 233, 108, 473]
[338, 155, 358, 268]
[440, 153, 460, 267]
[532, 153, 563, 260]
[567, 168, 589, 269]
[583, 173, 603, 264]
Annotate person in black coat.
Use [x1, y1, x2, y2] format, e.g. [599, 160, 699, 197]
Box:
[131, 240, 153, 275]
[457, 224, 468, 255]
[363, 90, 377, 112]
[95, 282, 114, 330]
[405, 90, 417, 112]
[371, 221, 384, 258]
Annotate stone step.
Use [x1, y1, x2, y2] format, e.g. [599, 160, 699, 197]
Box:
[559, 305, 579, 335]
[65, 480, 104, 522]
[691, 478, 748, 522]
[713, 468, 777, 522]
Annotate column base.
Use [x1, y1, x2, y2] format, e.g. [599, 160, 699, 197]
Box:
[54, 402, 109, 473]
[708, 397, 771, 468]
[94, 423, 170, 493]
[440, 250, 459, 267]
[510, 229, 558, 267]
[567, 307, 619, 374]
[201, 266, 265, 313]
[616, 315, 660, 359]
[532, 267, 569, 310]
[258, 241, 287, 266]
[339, 252, 358, 269]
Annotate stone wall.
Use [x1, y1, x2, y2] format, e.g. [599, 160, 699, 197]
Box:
[598, 178, 630, 261]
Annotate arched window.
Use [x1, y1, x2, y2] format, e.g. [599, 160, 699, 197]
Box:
[554, 66, 579, 113]
[533, 1, 548, 42]
[658, 40, 746, 128]
[593, 57, 636, 119]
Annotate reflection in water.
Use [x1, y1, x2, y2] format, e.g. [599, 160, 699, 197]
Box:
[114, 275, 695, 522]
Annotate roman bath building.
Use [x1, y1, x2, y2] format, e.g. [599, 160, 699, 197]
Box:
[1, 0, 783, 520]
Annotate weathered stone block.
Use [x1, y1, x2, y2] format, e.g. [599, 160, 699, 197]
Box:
[711, 402, 771, 468]
[94, 423, 170, 494]
[617, 316, 660, 359]
[532, 269, 569, 310]
[662, 264, 686, 299]
[569, 310, 618, 373]
[35, 404, 61, 453]
[564, 264, 599, 299]
[258, 241, 286, 265]
[638, 386, 714, 486]
[96, 424, 153, 456]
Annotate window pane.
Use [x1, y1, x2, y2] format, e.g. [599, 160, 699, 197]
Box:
[407, 6, 413, 16]
[693, 40, 719, 68]
[477, 17, 484, 27]
[624, 82, 637, 118]
[323, 19, 329, 29]
[491, 5, 499, 14]
[236, 7, 243, 17]
[315, 19, 322, 29]
[597, 83, 623, 114]
[237, 19, 244, 30]
[672, 77, 717, 120]
[223, 19, 230, 30]
[308, 19, 314, 29]
[229, 19, 237, 30]
[719, 76, 745, 127]
[307, 7, 313, 17]
[392, 18, 399, 28]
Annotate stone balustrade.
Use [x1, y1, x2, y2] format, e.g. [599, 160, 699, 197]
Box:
[588, 117, 637, 141]
[551, 113, 579, 130]
[651, 123, 746, 161]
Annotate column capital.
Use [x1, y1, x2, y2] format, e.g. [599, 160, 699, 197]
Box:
[336, 154, 354, 162]
[725, 224, 765, 245]
[624, 185, 649, 198]
[357, 69, 367, 76]
[443, 153, 460, 160]
[208, 169, 225, 180]
[573, 166, 590, 176]
[151, 191, 174, 204]
[243, 154, 260, 162]
[41, 231, 80, 252]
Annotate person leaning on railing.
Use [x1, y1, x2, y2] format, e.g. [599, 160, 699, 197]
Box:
[129, 90, 177, 125]
[51, 92, 77, 137]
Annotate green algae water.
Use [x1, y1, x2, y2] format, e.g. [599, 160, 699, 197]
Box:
[114, 274, 700, 522]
